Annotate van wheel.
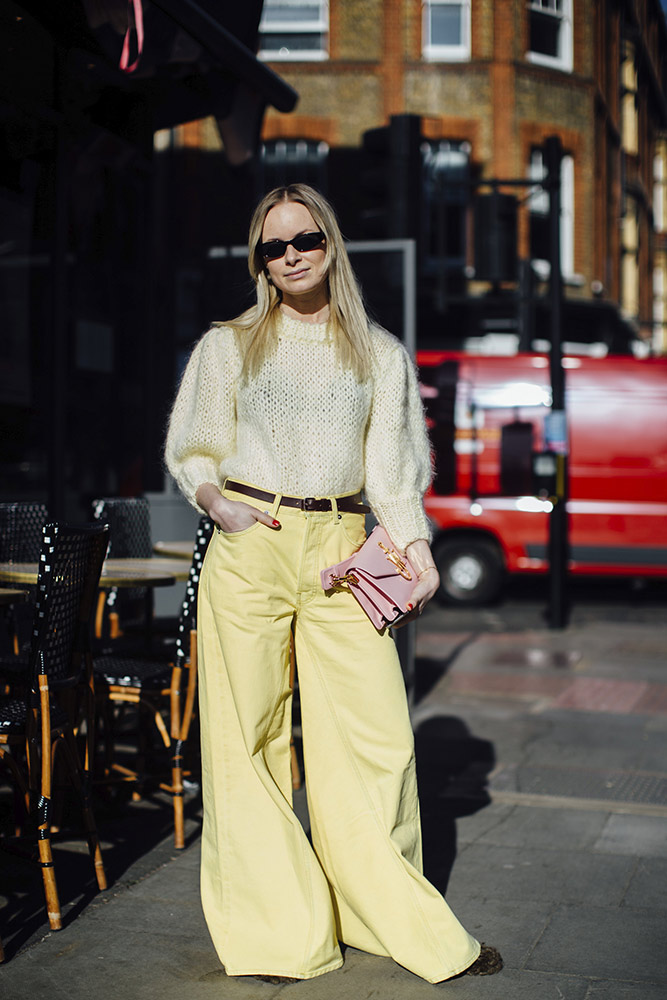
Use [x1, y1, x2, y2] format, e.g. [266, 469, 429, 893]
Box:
[433, 537, 505, 606]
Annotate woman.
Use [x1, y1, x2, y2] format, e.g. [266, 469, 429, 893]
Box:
[165, 184, 501, 984]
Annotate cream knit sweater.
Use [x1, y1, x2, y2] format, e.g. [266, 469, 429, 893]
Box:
[165, 311, 432, 550]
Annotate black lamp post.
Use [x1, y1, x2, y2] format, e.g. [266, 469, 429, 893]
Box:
[544, 135, 569, 628]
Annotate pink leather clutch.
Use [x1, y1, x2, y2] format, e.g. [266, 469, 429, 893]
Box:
[320, 526, 417, 630]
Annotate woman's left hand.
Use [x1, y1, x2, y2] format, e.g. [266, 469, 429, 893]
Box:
[393, 538, 440, 628]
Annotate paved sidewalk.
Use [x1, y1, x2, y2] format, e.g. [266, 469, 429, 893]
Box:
[1, 613, 666, 999]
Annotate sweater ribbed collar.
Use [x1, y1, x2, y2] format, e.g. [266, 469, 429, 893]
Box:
[276, 309, 331, 342]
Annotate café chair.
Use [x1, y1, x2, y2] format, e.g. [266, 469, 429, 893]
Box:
[0, 522, 109, 932]
[93, 516, 213, 849]
[0, 501, 48, 564]
[0, 501, 48, 658]
[91, 496, 152, 642]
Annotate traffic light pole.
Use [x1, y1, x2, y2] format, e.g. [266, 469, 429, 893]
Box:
[544, 136, 569, 628]
[359, 120, 570, 625]
[472, 139, 570, 627]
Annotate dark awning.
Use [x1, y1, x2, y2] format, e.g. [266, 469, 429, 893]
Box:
[14, 0, 298, 141]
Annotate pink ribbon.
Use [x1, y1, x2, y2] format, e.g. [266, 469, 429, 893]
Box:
[119, 0, 144, 74]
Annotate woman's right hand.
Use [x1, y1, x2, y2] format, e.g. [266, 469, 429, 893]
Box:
[195, 483, 281, 533]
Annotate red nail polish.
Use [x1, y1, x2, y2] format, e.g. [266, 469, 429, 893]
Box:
[407, 603, 413, 610]
[272, 519, 281, 527]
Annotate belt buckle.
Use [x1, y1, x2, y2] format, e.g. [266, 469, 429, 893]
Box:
[302, 497, 317, 511]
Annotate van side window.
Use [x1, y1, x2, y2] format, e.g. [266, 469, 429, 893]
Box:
[422, 361, 459, 496]
[500, 421, 535, 495]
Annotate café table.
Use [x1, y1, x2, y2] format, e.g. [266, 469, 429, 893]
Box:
[152, 540, 195, 560]
[0, 558, 191, 646]
[0, 586, 29, 606]
[0, 557, 190, 588]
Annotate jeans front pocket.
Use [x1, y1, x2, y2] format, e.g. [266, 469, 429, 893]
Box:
[338, 512, 367, 549]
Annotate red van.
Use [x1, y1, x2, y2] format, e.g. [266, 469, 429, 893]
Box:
[417, 351, 667, 605]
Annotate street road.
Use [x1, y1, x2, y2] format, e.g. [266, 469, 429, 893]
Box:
[425, 574, 667, 633]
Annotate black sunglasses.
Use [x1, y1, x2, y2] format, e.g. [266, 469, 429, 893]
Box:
[259, 231, 326, 261]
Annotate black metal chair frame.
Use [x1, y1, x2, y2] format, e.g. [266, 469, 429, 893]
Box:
[91, 497, 152, 642]
[0, 501, 48, 659]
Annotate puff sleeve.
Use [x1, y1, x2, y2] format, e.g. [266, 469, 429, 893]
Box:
[363, 334, 433, 551]
[164, 327, 241, 509]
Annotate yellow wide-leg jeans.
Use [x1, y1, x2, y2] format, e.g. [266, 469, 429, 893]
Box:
[197, 483, 480, 983]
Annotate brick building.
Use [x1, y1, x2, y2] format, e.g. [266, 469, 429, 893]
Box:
[164, 1, 667, 353]
[244, 0, 667, 353]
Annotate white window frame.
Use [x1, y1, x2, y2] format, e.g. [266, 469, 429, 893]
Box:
[526, 0, 573, 73]
[259, 0, 329, 62]
[528, 148, 575, 280]
[422, 0, 471, 62]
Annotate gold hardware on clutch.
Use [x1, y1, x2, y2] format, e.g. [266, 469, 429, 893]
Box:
[330, 572, 359, 586]
[377, 540, 412, 581]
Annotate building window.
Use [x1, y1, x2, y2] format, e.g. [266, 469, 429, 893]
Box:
[653, 258, 667, 353]
[258, 139, 329, 194]
[422, 0, 471, 62]
[621, 42, 638, 155]
[621, 196, 640, 319]
[258, 0, 328, 61]
[526, 0, 572, 72]
[528, 147, 575, 278]
[654, 147, 667, 234]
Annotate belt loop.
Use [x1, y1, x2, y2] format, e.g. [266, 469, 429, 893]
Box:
[271, 492, 282, 518]
[331, 496, 339, 523]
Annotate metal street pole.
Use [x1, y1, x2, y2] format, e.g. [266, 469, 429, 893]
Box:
[544, 135, 569, 628]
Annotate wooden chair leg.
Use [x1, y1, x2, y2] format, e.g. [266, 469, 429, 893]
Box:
[37, 761, 62, 930]
[94, 590, 106, 640]
[62, 729, 107, 891]
[170, 634, 200, 849]
[171, 740, 185, 850]
[167, 664, 185, 849]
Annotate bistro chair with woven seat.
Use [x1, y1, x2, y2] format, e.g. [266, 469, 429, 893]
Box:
[0, 521, 109, 932]
[94, 515, 213, 848]
[91, 496, 153, 642]
[0, 501, 48, 662]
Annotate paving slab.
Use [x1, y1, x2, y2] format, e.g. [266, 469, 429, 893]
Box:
[622, 857, 667, 910]
[593, 813, 667, 857]
[470, 804, 609, 850]
[439, 894, 554, 971]
[448, 844, 636, 907]
[527, 904, 667, 984]
[454, 802, 517, 845]
[585, 981, 667, 1000]
[436, 968, 590, 1000]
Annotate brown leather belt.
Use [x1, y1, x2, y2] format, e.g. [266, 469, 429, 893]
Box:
[225, 480, 370, 514]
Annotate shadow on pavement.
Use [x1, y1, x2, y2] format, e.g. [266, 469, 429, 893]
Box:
[0, 784, 202, 961]
[413, 655, 496, 896]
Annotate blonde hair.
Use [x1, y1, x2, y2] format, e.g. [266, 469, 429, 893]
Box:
[221, 184, 373, 381]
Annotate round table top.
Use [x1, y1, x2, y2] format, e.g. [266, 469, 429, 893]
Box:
[0, 586, 30, 606]
[0, 557, 190, 588]
[153, 540, 194, 560]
